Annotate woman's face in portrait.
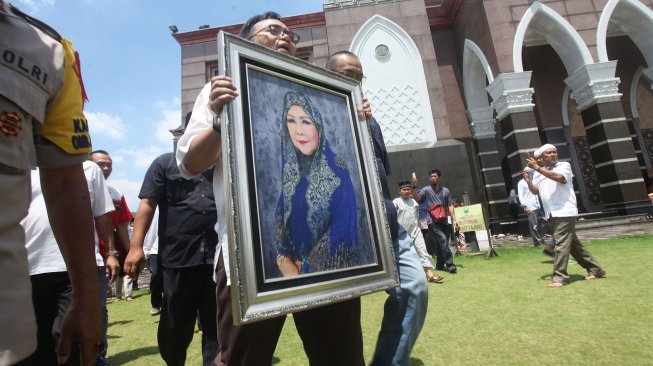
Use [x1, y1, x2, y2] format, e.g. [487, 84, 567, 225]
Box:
[286, 105, 319, 156]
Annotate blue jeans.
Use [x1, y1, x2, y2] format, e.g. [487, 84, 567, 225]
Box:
[527, 209, 544, 246]
[371, 232, 428, 366]
[95, 269, 109, 365]
[429, 223, 455, 270]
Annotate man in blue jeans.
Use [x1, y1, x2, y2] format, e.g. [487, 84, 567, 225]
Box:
[412, 169, 458, 273]
[327, 51, 429, 366]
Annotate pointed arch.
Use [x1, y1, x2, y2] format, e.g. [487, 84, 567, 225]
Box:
[597, 0, 653, 67]
[513, 2, 593, 75]
[630, 66, 646, 119]
[463, 39, 494, 111]
[349, 15, 437, 145]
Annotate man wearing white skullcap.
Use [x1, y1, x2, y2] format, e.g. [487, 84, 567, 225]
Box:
[523, 144, 605, 287]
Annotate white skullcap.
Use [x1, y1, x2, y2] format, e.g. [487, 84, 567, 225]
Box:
[535, 144, 556, 158]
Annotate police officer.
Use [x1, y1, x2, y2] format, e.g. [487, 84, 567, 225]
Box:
[1, 2, 101, 365]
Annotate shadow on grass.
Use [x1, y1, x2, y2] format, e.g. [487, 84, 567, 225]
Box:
[272, 356, 424, 364]
[567, 274, 587, 283]
[538, 273, 586, 284]
[108, 320, 133, 327]
[539, 273, 553, 281]
[109, 345, 159, 364]
[127, 292, 148, 300]
[409, 357, 425, 365]
[408, 357, 424, 366]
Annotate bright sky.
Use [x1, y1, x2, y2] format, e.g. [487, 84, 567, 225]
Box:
[20, 0, 323, 212]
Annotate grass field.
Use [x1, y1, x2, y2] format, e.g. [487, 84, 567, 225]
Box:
[106, 235, 653, 365]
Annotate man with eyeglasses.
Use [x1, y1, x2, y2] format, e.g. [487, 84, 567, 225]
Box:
[248, 23, 300, 45]
[327, 51, 429, 366]
[176, 12, 364, 366]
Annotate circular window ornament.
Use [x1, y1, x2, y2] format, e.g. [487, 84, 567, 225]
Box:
[375, 44, 390, 59]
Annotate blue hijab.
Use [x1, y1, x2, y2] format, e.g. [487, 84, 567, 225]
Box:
[275, 92, 359, 274]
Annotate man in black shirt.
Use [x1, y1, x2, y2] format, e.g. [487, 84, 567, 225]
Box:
[124, 152, 218, 366]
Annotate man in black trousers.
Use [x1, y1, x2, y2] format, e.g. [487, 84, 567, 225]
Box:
[125, 152, 218, 366]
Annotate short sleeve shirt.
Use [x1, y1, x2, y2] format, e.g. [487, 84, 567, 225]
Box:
[533, 161, 577, 217]
[140, 152, 217, 268]
[418, 185, 450, 225]
[23, 162, 113, 275]
[1, 9, 91, 171]
[97, 184, 132, 258]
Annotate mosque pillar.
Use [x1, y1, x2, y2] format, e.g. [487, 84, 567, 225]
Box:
[565, 62, 647, 205]
[468, 107, 510, 219]
[487, 72, 543, 188]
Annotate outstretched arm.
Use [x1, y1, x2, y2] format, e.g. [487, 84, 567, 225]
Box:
[411, 176, 421, 202]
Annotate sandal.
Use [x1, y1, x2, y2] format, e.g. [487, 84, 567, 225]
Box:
[428, 275, 444, 283]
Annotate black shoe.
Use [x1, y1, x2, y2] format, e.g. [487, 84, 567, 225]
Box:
[447, 266, 457, 273]
[542, 249, 555, 258]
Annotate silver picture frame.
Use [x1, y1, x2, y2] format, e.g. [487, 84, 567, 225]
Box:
[218, 31, 398, 325]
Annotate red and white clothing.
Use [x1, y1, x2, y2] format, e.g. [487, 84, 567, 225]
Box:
[98, 184, 132, 257]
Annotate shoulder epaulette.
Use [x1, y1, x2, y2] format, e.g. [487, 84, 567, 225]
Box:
[9, 3, 62, 42]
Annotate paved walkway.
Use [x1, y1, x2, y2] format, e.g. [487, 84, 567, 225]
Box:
[491, 216, 653, 247]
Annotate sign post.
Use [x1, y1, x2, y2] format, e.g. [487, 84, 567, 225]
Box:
[454, 204, 498, 258]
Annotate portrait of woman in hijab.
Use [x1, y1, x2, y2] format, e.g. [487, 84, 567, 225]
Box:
[275, 91, 361, 276]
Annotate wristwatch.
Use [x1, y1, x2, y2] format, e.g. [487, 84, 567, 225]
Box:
[212, 116, 221, 134]
[107, 250, 119, 258]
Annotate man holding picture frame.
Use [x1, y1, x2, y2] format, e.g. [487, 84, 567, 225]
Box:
[176, 12, 365, 366]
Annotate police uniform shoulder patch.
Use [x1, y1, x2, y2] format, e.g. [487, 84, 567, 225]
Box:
[0, 112, 22, 137]
[9, 3, 62, 42]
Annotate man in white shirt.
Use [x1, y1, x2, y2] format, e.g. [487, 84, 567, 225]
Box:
[21, 161, 117, 364]
[517, 167, 545, 247]
[524, 144, 605, 288]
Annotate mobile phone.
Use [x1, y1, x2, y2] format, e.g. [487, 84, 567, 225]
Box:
[411, 172, 416, 179]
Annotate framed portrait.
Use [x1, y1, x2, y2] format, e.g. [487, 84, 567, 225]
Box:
[218, 32, 398, 324]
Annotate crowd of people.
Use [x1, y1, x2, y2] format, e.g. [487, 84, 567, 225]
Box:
[1, 3, 613, 366]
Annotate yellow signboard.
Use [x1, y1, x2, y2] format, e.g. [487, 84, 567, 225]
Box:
[454, 204, 486, 232]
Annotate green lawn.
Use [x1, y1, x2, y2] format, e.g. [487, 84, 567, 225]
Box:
[106, 235, 653, 365]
